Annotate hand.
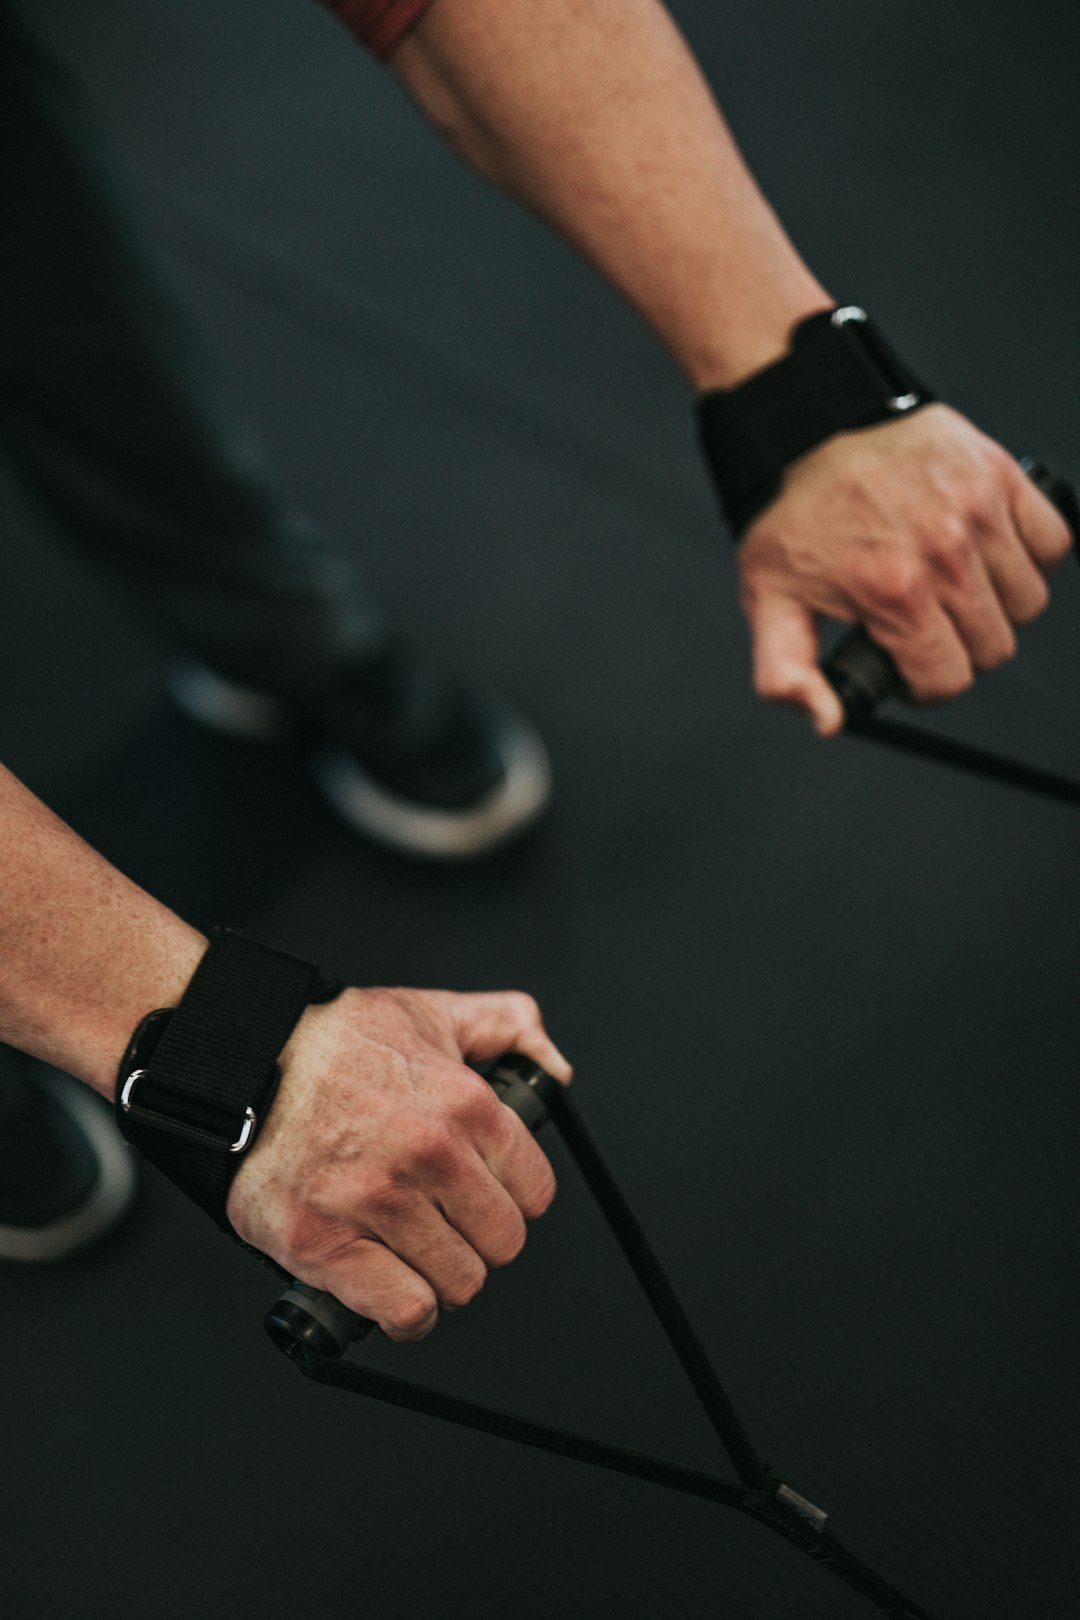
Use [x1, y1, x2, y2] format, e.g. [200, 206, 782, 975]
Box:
[227, 985, 571, 1342]
[737, 403, 1074, 735]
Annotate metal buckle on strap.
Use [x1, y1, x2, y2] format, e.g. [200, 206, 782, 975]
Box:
[775, 1482, 829, 1533]
[830, 305, 922, 414]
[120, 1067, 257, 1153]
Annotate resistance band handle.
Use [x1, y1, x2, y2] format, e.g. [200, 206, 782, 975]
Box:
[263, 1053, 560, 1360]
[822, 458, 1079, 717]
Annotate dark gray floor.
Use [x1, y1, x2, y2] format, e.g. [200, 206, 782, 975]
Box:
[2, 2, 1079, 1616]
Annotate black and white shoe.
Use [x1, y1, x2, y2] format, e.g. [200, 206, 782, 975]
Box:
[0, 1051, 136, 1264]
[167, 641, 552, 861]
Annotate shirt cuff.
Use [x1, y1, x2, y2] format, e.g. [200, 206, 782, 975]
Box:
[316, 0, 437, 61]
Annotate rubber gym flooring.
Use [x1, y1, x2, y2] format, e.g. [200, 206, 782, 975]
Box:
[1, 2, 1079, 1616]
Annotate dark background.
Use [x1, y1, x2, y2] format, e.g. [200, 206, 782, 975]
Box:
[2, 2, 1079, 1616]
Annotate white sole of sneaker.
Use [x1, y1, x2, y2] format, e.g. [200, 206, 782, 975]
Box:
[0, 1074, 137, 1264]
[167, 662, 289, 742]
[311, 719, 553, 859]
[167, 660, 553, 859]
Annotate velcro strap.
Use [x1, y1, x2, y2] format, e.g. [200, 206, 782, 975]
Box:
[696, 306, 935, 535]
[115, 928, 333, 1236]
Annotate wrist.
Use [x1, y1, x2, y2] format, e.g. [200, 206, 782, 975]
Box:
[22, 921, 208, 1104]
[679, 284, 836, 393]
[115, 929, 341, 1244]
[695, 304, 936, 535]
[78, 926, 207, 1101]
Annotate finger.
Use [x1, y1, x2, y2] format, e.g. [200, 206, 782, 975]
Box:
[362, 1189, 491, 1310]
[1009, 466, 1074, 576]
[745, 591, 846, 737]
[976, 512, 1050, 626]
[435, 1144, 537, 1265]
[447, 989, 573, 1083]
[865, 599, 974, 703]
[309, 1239, 439, 1343]
[439, 1065, 557, 1222]
[357, 1058, 550, 1253]
[926, 534, 1017, 672]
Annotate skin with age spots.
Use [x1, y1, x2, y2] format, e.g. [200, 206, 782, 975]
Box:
[228, 985, 571, 1341]
[393, 0, 1071, 733]
[0, 0, 1071, 1334]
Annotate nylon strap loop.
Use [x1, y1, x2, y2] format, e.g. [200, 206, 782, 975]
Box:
[846, 713, 1080, 806]
[116, 928, 328, 1234]
[696, 306, 934, 535]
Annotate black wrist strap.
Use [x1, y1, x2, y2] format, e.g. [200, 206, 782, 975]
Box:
[696, 305, 935, 536]
[115, 928, 340, 1241]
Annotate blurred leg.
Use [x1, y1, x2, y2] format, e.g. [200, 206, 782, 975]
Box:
[0, 1042, 136, 1263]
[0, 4, 550, 857]
[0, 3, 381, 699]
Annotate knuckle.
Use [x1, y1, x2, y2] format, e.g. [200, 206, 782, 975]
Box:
[1046, 514, 1074, 560]
[483, 1210, 528, 1269]
[365, 1175, 410, 1222]
[406, 1118, 460, 1174]
[737, 521, 775, 563]
[1013, 576, 1050, 624]
[925, 516, 974, 580]
[384, 1296, 437, 1340]
[441, 1263, 487, 1311]
[988, 627, 1018, 668]
[934, 665, 976, 700]
[961, 488, 996, 535]
[275, 1202, 325, 1265]
[987, 440, 1020, 481]
[507, 989, 542, 1025]
[520, 1164, 557, 1221]
[861, 556, 924, 618]
[460, 1082, 503, 1134]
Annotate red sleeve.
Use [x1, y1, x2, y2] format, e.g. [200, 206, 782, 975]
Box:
[316, 0, 437, 61]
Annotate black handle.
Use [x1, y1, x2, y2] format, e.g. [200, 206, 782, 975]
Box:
[822, 459, 1079, 718]
[263, 1052, 560, 1360]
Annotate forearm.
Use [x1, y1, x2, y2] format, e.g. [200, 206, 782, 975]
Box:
[0, 763, 206, 1098]
[392, 0, 832, 388]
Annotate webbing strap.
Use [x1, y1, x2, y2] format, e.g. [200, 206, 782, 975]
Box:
[696, 306, 934, 535]
[116, 930, 338, 1235]
[148, 930, 322, 1114]
[280, 1088, 938, 1619]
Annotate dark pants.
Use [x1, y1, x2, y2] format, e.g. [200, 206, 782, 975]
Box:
[0, 5, 386, 1104]
[0, 2, 380, 698]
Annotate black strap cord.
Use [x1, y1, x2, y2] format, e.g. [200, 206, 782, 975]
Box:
[845, 711, 1080, 806]
[278, 1087, 938, 1620]
[544, 1079, 769, 1489]
[289, 1345, 930, 1619]
[822, 459, 1080, 803]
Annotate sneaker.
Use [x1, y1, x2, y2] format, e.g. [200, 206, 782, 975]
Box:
[0, 1050, 136, 1263]
[167, 641, 553, 860]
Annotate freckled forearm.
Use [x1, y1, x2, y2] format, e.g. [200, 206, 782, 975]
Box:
[392, 0, 832, 387]
[0, 763, 205, 1097]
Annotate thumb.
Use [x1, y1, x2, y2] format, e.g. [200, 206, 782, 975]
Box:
[746, 592, 845, 737]
[444, 989, 573, 1084]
